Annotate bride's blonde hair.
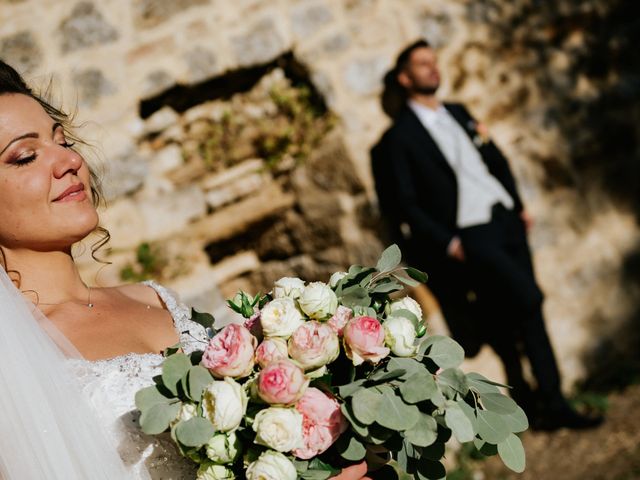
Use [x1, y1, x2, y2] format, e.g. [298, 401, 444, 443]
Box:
[0, 60, 110, 275]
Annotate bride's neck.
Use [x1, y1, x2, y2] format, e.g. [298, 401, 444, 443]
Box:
[5, 249, 88, 303]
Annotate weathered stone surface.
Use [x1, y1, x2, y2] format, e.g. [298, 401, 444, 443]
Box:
[73, 68, 116, 107]
[143, 106, 179, 134]
[416, 11, 453, 48]
[102, 149, 149, 200]
[291, 1, 333, 38]
[150, 144, 184, 174]
[143, 70, 175, 98]
[343, 55, 390, 96]
[188, 182, 295, 243]
[132, 0, 209, 29]
[200, 158, 264, 190]
[138, 186, 207, 240]
[322, 32, 351, 53]
[204, 171, 268, 209]
[100, 198, 145, 249]
[0, 31, 42, 74]
[231, 18, 286, 67]
[59, 2, 118, 53]
[185, 46, 219, 83]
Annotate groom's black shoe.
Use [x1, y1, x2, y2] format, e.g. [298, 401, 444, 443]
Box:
[533, 403, 604, 431]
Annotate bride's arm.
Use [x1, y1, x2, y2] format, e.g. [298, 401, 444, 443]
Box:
[331, 462, 371, 480]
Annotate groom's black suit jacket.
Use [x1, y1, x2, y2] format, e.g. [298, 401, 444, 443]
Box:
[371, 103, 524, 353]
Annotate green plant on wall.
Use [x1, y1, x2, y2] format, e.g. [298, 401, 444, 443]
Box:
[120, 242, 170, 283]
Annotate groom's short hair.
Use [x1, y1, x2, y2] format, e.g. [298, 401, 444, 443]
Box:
[394, 39, 432, 73]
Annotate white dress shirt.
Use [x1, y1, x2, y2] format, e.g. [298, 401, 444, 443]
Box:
[409, 100, 514, 228]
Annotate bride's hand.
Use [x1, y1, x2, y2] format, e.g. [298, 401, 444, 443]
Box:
[331, 461, 372, 480]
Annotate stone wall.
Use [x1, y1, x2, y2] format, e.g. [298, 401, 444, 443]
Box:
[1, 0, 638, 389]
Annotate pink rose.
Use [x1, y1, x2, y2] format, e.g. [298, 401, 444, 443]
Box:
[343, 316, 390, 366]
[202, 324, 257, 378]
[293, 388, 347, 459]
[327, 306, 353, 336]
[244, 311, 263, 339]
[256, 359, 309, 406]
[288, 321, 340, 371]
[255, 337, 289, 368]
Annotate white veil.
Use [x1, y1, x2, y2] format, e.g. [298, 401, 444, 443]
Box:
[0, 269, 138, 479]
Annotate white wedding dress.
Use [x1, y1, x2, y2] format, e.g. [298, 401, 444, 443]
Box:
[67, 282, 208, 479]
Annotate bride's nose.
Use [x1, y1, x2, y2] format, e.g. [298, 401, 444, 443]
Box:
[52, 146, 83, 179]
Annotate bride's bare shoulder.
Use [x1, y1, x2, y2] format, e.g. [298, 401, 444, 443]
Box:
[111, 283, 165, 308]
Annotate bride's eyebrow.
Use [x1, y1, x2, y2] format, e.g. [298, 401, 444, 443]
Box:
[0, 122, 63, 156]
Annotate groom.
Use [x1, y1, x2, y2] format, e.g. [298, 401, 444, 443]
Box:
[371, 39, 601, 429]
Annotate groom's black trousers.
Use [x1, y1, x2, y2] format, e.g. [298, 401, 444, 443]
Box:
[459, 204, 562, 405]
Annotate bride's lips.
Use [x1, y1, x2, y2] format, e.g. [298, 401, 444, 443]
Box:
[53, 183, 86, 202]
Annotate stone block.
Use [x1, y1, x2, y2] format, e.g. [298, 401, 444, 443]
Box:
[0, 30, 42, 74]
[188, 182, 295, 243]
[204, 172, 268, 209]
[231, 18, 286, 67]
[144, 106, 179, 134]
[200, 158, 264, 190]
[59, 2, 118, 53]
[73, 68, 116, 107]
[343, 55, 390, 96]
[138, 185, 207, 240]
[142, 70, 175, 98]
[100, 198, 145, 249]
[151, 144, 184, 174]
[133, 0, 210, 29]
[291, 1, 334, 39]
[102, 149, 150, 200]
[185, 46, 220, 83]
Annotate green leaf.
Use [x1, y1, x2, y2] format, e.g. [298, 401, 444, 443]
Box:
[340, 403, 369, 437]
[338, 379, 366, 398]
[466, 372, 501, 394]
[437, 368, 469, 397]
[398, 371, 437, 404]
[498, 433, 526, 473]
[162, 353, 192, 396]
[186, 366, 214, 402]
[365, 424, 395, 445]
[404, 413, 438, 447]
[406, 267, 428, 284]
[503, 405, 529, 433]
[474, 438, 499, 456]
[340, 285, 371, 308]
[190, 308, 215, 329]
[376, 244, 402, 273]
[135, 385, 173, 412]
[457, 399, 478, 431]
[375, 387, 420, 430]
[352, 388, 382, 425]
[391, 272, 420, 288]
[424, 336, 465, 369]
[336, 434, 367, 461]
[476, 410, 511, 444]
[369, 368, 406, 383]
[300, 470, 335, 480]
[387, 357, 424, 379]
[421, 441, 445, 461]
[163, 343, 181, 357]
[445, 402, 475, 442]
[175, 417, 215, 448]
[480, 392, 519, 414]
[370, 280, 403, 294]
[140, 402, 181, 435]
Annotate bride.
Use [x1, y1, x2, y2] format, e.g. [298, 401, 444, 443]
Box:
[0, 60, 369, 480]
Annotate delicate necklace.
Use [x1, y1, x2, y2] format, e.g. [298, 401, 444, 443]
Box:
[36, 286, 94, 308]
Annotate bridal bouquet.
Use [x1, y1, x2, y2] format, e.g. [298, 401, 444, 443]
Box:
[135, 245, 527, 479]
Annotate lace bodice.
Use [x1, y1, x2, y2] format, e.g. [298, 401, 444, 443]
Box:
[67, 282, 208, 480]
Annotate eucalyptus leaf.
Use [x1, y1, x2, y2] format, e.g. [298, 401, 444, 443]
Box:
[406, 267, 428, 284]
[161, 353, 192, 396]
[480, 392, 519, 414]
[352, 389, 382, 425]
[466, 372, 501, 394]
[424, 336, 465, 369]
[338, 379, 366, 398]
[391, 272, 420, 288]
[437, 368, 469, 397]
[365, 424, 395, 445]
[387, 357, 424, 379]
[404, 413, 438, 447]
[375, 389, 420, 430]
[457, 399, 478, 431]
[503, 405, 529, 433]
[376, 244, 402, 272]
[473, 438, 499, 456]
[476, 410, 510, 444]
[497, 433, 526, 473]
[369, 368, 406, 383]
[415, 460, 446, 480]
[186, 366, 214, 402]
[340, 403, 369, 437]
[175, 417, 215, 448]
[444, 403, 475, 442]
[398, 371, 437, 404]
[340, 286, 371, 308]
[140, 402, 181, 435]
[336, 434, 366, 461]
[135, 385, 173, 412]
[420, 441, 445, 461]
[370, 280, 404, 294]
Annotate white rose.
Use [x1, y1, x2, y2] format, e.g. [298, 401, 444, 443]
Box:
[260, 298, 304, 338]
[246, 451, 297, 480]
[273, 277, 306, 299]
[384, 316, 418, 357]
[390, 296, 423, 321]
[253, 407, 303, 452]
[202, 377, 247, 432]
[205, 432, 242, 464]
[298, 282, 338, 320]
[196, 463, 235, 480]
[329, 271, 347, 288]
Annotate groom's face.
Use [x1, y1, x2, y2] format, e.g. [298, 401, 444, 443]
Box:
[398, 46, 441, 96]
